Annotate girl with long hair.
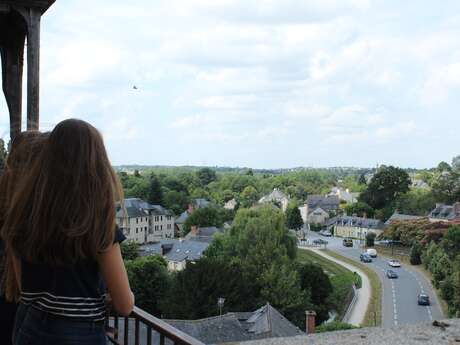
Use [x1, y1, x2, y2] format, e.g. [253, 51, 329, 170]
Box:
[0, 131, 48, 345]
[1, 119, 134, 345]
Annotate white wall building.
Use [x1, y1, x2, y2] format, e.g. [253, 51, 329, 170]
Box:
[116, 198, 175, 244]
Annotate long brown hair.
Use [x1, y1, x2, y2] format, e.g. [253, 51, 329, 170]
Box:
[0, 131, 48, 301]
[2, 119, 123, 268]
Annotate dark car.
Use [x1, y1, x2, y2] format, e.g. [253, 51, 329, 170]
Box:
[343, 238, 353, 247]
[313, 239, 328, 246]
[386, 270, 398, 279]
[417, 294, 430, 306]
[360, 253, 372, 263]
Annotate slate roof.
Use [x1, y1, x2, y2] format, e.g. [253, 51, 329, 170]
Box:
[193, 198, 211, 209]
[139, 239, 209, 262]
[307, 195, 340, 213]
[385, 212, 426, 225]
[175, 211, 190, 224]
[118, 198, 173, 218]
[166, 303, 303, 344]
[109, 303, 303, 345]
[259, 189, 289, 203]
[185, 227, 224, 243]
[328, 216, 385, 230]
[429, 203, 460, 220]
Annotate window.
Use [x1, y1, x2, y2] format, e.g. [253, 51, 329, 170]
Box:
[161, 216, 163, 221]
[145, 226, 147, 231]
[160, 225, 163, 230]
[136, 218, 138, 224]
[136, 228, 138, 233]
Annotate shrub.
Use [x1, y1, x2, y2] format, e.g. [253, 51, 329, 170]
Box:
[365, 232, 376, 247]
[410, 242, 422, 265]
[316, 321, 359, 333]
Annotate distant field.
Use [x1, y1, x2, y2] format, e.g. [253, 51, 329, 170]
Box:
[297, 249, 359, 320]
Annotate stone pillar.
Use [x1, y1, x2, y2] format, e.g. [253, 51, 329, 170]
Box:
[25, 8, 41, 130]
[306, 310, 316, 334]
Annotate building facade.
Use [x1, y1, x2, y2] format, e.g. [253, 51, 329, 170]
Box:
[328, 216, 385, 239]
[116, 198, 174, 243]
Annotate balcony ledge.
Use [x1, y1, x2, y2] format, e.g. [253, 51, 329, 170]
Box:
[225, 319, 460, 345]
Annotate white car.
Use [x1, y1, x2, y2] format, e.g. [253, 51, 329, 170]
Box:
[388, 259, 401, 267]
[366, 248, 377, 258]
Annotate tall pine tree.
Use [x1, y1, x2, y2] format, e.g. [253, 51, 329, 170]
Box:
[148, 173, 163, 205]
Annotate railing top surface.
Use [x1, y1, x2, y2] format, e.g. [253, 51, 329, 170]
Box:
[132, 307, 206, 345]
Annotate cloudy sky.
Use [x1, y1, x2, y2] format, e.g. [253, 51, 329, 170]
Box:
[1, 0, 460, 168]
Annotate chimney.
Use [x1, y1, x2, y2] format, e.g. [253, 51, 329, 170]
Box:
[191, 225, 198, 236]
[160, 244, 165, 256]
[363, 212, 367, 219]
[305, 311, 316, 334]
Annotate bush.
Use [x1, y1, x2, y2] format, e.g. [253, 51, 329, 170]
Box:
[120, 240, 140, 260]
[409, 242, 422, 265]
[365, 232, 376, 247]
[316, 321, 358, 333]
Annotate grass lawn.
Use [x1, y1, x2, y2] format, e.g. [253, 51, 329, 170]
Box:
[297, 249, 360, 320]
[323, 249, 382, 327]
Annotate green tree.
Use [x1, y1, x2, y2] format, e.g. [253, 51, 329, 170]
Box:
[359, 166, 411, 210]
[148, 174, 163, 205]
[197, 167, 217, 186]
[437, 161, 451, 172]
[120, 240, 140, 260]
[297, 263, 333, 324]
[431, 170, 460, 204]
[365, 232, 376, 247]
[163, 190, 189, 215]
[240, 185, 258, 208]
[286, 204, 304, 230]
[410, 242, 422, 265]
[134, 169, 141, 177]
[441, 226, 460, 260]
[166, 258, 259, 319]
[453, 155, 460, 171]
[183, 206, 224, 235]
[358, 174, 367, 185]
[394, 189, 436, 216]
[344, 202, 375, 218]
[125, 255, 171, 316]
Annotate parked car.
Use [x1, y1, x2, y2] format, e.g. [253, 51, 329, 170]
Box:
[343, 238, 353, 247]
[320, 230, 332, 237]
[388, 259, 401, 267]
[360, 253, 372, 263]
[366, 248, 377, 257]
[313, 239, 328, 245]
[417, 294, 430, 306]
[386, 270, 398, 279]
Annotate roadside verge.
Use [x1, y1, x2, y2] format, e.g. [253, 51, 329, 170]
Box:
[324, 249, 382, 327]
[299, 247, 373, 326]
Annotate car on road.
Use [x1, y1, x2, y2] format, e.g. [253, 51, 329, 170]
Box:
[360, 253, 372, 263]
[313, 239, 328, 246]
[388, 259, 401, 267]
[417, 294, 430, 306]
[366, 248, 377, 257]
[319, 230, 332, 237]
[386, 270, 398, 279]
[343, 238, 353, 247]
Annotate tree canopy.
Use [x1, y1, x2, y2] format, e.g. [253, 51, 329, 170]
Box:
[359, 166, 411, 211]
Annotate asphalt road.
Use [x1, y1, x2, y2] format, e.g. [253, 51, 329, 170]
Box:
[306, 232, 444, 328]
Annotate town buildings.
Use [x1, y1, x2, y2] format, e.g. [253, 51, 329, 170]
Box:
[116, 198, 175, 243]
[328, 215, 385, 239]
[139, 239, 209, 271]
[258, 188, 290, 211]
[300, 195, 340, 225]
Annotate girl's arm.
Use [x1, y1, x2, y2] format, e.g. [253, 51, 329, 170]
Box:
[98, 243, 134, 316]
